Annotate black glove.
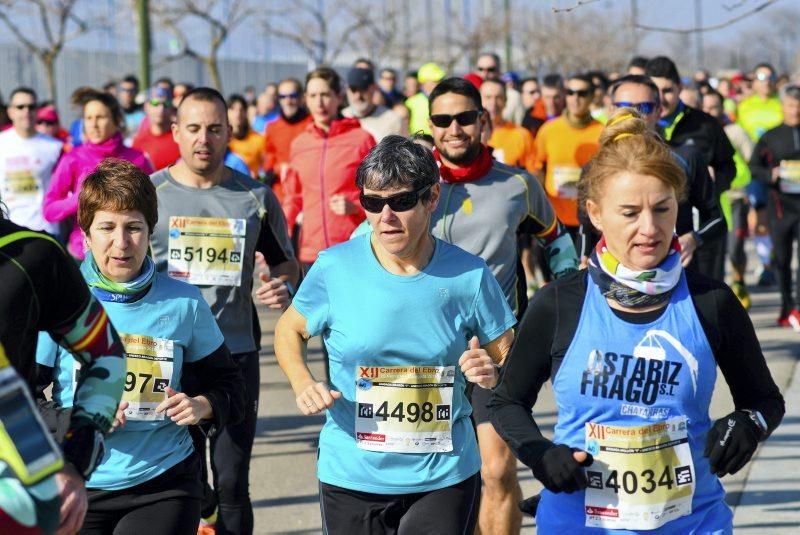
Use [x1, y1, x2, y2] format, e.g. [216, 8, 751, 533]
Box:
[703, 411, 760, 477]
[532, 444, 593, 493]
[518, 494, 541, 517]
[61, 418, 105, 479]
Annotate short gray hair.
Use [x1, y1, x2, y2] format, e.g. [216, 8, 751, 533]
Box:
[356, 135, 439, 194]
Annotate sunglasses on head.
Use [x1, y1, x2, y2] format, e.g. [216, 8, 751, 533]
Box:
[360, 184, 433, 213]
[566, 88, 591, 98]
[278, 92, 300, 100]
[614, 101, 657, 115]
[429, 110, 481, 128]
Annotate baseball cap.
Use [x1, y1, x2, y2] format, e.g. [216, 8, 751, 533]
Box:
[147, 85, 173, 103]
[463, 73, 483, 90]
[347, 68, 375, 90]
[417, 63, 446, 84]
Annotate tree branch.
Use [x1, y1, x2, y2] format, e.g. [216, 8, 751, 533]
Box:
[635, 0, 776, 33]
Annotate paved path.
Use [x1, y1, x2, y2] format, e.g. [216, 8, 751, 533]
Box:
[249, 284, 798, 534]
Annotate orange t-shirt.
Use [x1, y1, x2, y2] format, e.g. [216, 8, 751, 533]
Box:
[228, 129, 265, 178]
[488, 121, 537, 174]
[534, 115, 603, 227]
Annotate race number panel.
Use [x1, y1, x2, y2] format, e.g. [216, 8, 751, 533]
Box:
[355, 365, 454, 453]
[552, 166, 582, 199]
[779, 160, 800, 194]
[167, 216, 246, 286]
[75, 334, 175, 421]
[583, 416, 695, 530]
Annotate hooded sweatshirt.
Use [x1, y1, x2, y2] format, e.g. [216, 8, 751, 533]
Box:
[43, 132, 153, 258]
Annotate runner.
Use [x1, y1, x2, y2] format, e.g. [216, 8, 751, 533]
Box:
[738, 62, 784, 287]
[749, 84, 800, 330]
[406, 63, 446, 136]
[275, 135, 516, 534]
[282, 67, 376, 269]
[480, 79, 537, 173]
[645, 56, 736, 282]
[702, 89, 755, 309]
[227, 94, 265, 178]
[132, 86, 180, 171]
[262, 78, 313, 202]
[0, 87, 63, 235]
[148, 87, 298, 535]
[1, 215, 125, 534]
[342, 67, 404, 142]
[427, 77, 578, 535]
[118, 76, 145, 142]
[37, 159, 244, 535]
[491, 109, 785, 533]
[534, 73, 603, 238]
[44, 88, 152, 260]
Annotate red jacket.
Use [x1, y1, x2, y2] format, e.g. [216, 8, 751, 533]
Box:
[263, 113, 313, 203]
[283, 118, 375, 263]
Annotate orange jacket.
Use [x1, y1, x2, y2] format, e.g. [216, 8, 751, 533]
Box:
[283, 118, 376, 263]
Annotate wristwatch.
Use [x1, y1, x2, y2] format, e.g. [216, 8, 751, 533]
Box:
[741, 409, 768, 440]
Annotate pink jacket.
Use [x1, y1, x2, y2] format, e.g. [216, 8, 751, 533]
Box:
[44, 132, 153, 258]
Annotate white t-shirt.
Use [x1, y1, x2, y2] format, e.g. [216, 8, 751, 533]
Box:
[0, 129, 63, 233]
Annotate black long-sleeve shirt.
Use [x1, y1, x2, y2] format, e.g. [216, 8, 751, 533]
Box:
[750, 123, 800, 190]
[489, 270, 785, 471]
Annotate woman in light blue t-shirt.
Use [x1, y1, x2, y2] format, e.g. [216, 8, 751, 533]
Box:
[275, 135, 516, 534]
[36, 159, 243, 535]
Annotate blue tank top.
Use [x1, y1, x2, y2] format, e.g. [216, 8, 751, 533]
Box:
[536, 273, 732, 534]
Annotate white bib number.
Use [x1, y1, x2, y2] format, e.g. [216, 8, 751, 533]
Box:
[355, 365, 454, 453]
[779, 161, 800, 194]
[167, 216, 246, 286]
[584, 416, 695, 530]
[552, 166, 582, 199]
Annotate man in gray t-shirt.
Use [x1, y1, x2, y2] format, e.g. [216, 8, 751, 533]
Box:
[149, 87, 298, 534]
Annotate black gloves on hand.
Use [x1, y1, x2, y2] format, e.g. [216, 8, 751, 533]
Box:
[532, 444, 593, 493]
[61, 418, 105, 479]
[704, 411, 761, 477]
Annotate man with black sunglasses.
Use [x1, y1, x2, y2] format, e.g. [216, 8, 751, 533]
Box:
[0, 87, 63, 235]
[427, 77, 578, 535]
[646, 57, 736, 281]
[474, 52, 501, 82]
[533, 74, 603, 239]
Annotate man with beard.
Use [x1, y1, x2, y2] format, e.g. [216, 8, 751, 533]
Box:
[263, 78, 313, 202]
[428, 77, 578, 535]
[342, 67, 404, 142]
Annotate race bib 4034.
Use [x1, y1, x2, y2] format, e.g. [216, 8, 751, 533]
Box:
[583, 416, 695, 530]
[355, 365, 454, 453]
[167, 216, 246, 286]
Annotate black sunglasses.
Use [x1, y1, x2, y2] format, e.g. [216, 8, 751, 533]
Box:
[477, 66, 498, 73]
[566, 88, 591, 98]
[278, 92, 300, 100]
[13, 104, 36, 110]
[429, 110, 481, 128]
[360, 184, 433, 213]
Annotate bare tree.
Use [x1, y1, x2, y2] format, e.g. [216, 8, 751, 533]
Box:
[514, 5, 633, 75]
[153, 0, 253, 91]
[0, 0, 97, 101]
[262, 0, 400, 68]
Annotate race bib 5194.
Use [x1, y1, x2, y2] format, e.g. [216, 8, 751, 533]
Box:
[355, 365, 454, 453]
[167, 216, 246, 286]
[584, 416, 695, 530]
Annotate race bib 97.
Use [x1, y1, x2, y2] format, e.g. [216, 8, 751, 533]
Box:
[355, 365, 454, 453]
[167, 216, 246, 286]
[584, 416, 695, 530]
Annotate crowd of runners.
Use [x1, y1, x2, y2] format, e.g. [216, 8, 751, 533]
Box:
[0, 48, 794, 534]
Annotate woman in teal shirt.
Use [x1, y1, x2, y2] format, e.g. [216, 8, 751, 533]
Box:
[37, 158, 243, 535]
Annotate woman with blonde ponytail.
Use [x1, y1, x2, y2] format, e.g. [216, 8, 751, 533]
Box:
[491, 109, 784, 533]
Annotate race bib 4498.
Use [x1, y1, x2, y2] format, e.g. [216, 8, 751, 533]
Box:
[355, 365, 454, 453]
